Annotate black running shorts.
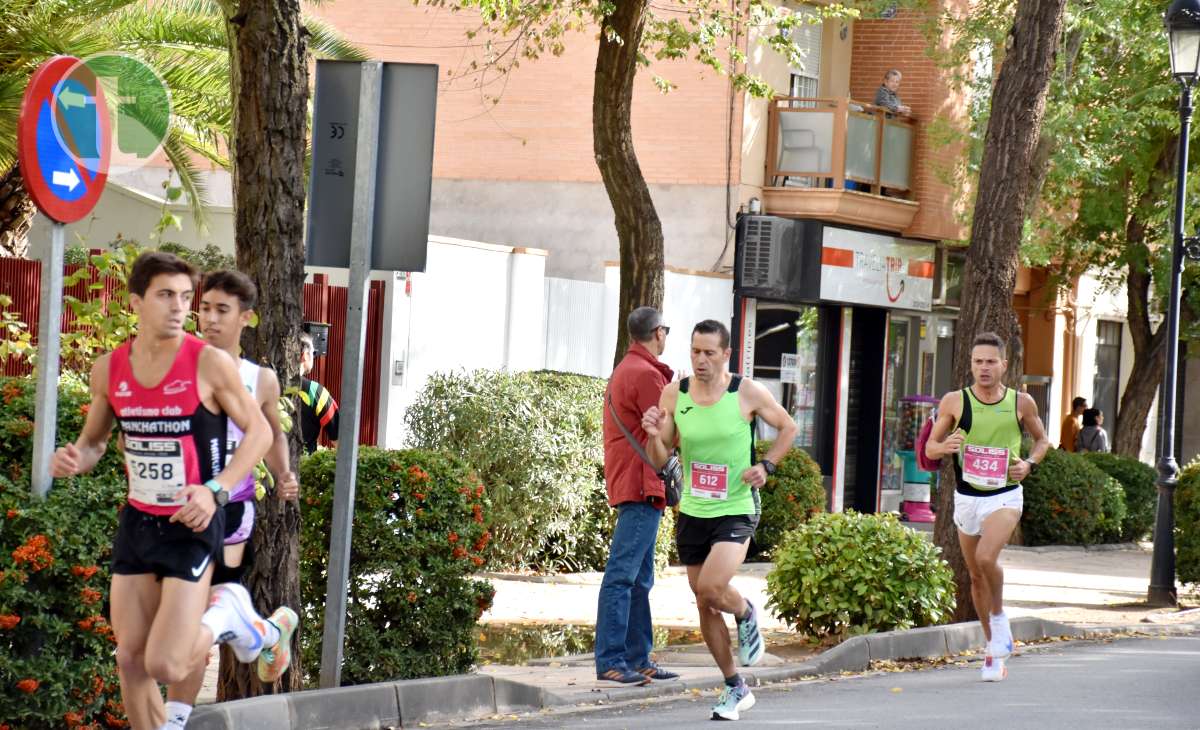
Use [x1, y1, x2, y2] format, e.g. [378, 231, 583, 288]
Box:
[111, 505, 225, 582]
[675, 512, 759, 566]
[210, 500, 255, 586]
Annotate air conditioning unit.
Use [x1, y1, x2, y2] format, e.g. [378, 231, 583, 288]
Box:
[735, 215, 821, 301]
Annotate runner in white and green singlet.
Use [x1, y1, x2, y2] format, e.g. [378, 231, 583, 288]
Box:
[643, 320, 796, 722]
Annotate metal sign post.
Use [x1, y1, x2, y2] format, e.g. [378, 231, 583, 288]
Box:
[318, 61, 382, 689]
[30, 224, 66, 498]
[16, 55, 111, 499]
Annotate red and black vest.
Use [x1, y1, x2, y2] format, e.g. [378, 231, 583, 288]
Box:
[107, 334, 227, 515]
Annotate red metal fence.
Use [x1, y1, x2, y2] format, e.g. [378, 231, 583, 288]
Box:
[303, 274, 386, 446]
[0, 258, 383, 445]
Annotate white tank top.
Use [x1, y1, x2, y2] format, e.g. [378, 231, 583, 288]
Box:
[225, 358, 261, 502]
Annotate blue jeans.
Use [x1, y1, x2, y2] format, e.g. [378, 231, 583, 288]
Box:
[594, 501, 661, 674]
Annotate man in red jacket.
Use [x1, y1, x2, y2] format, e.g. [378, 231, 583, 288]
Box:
[595, 306, 678, 684]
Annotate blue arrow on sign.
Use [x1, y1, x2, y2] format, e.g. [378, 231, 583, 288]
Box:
[35, 99, 87, 202]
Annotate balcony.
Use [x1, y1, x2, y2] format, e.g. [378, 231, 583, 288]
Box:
[763, 97, 919, 233]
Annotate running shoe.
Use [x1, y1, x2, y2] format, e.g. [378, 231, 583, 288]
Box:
[987, 634, 1014, 660]
[736, 601, 764, 667]
[980, 654, 1007, 682]
[211, 583, 265, 663]
[637, 662, 679, 680]
[597, 667, 651, 685]
[257, 607, 298, 683]
[711, 682, 755, 721]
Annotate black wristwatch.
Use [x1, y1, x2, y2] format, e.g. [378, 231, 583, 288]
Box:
[759, 459, 777, 476]
[1024, 459, 1039, 474]
[205, 479, 230, 507]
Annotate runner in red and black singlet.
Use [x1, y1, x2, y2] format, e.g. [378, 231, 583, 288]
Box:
[108, 333, 227, 517]
[50, 252, 295, 730]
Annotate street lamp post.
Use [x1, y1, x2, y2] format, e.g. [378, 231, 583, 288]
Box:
[1150, 0, 1200, 606]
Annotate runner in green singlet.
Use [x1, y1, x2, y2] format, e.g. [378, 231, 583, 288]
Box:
[925, 332, 1050, 682]
[642, 320, 796, 721]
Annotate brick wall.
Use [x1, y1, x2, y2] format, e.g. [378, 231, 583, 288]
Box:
[849, 5, 969, 242]
[309, 0, 740, 187]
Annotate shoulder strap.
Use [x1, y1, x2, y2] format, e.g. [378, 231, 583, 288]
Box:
[959, 388, 973, 433]
[728, 375, 742, 393]
[679, 377, 690, 394]
[607, 393, 660, 471]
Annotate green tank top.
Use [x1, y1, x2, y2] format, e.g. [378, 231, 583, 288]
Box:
[954, 387, 1023, 494]
[675, 376, 758, 518]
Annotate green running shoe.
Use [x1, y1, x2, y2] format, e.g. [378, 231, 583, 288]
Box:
[711, 682, 755, 721]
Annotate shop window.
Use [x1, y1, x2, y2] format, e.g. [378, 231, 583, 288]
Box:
[752, 304, 821, 455]
[1094, 321, 1122, 443]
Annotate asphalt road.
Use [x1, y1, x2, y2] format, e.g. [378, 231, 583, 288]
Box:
[469, 634, 1200, 729]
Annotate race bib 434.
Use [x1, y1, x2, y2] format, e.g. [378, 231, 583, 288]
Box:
[962, 445, 1009, 489]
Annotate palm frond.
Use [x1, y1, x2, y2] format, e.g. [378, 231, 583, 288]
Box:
[162, 129, 211, 233]
[0, 74, 24, 169]
[304, 14, 369, 61]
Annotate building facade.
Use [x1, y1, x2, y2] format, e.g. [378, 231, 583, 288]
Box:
[22, 0, 1177, 504]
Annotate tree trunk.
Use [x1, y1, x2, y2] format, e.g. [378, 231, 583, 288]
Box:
[933, 0, 1067, 623]
[593, 0, 665, 368]
[1112, 138, 1176, 458]
[218, 0, 309, 698]
[0, 167, 36, 258]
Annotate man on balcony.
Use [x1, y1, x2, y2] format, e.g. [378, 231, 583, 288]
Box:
[874, 69, 912, 115]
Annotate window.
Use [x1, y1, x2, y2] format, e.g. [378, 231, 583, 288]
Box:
[1093, 321, 1122, 443]
[787, 6, 821, 108]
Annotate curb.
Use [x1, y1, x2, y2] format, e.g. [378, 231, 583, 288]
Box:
[189, 618, 1196, 728]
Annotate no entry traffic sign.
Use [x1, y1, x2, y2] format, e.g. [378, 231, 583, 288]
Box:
[17, 56, 111, 223]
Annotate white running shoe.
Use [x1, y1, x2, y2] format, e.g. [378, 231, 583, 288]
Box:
[210, 583, 266, 663]
[981, 654, 1007, 682]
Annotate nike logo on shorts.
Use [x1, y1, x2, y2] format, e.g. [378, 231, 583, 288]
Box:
[191, 554, 211, 577]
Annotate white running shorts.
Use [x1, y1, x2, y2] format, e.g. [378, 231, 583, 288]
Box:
[954, 486, 1023, 537]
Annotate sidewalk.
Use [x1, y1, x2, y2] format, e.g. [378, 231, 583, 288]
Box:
[481, 541, 1165, 631]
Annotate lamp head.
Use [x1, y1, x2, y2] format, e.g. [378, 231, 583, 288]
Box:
[1167, 0, 1200, 84]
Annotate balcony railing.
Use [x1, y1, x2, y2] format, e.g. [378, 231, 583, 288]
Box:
[766, 96, 916, 195]
[760, 96, 920, 232]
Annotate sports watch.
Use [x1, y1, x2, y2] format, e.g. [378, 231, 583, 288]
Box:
[1024, 459, 1039, 474]
[205, 479, 229, 507]
[759, 459, 777, 476]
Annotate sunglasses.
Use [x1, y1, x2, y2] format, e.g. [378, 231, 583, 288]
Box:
[658, 325, 671, 335]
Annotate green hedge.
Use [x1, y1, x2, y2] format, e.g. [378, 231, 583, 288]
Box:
[766, 511, 955, 638]
[405, 370, 615, 572]
[1176, 457, 1200, 586]
[1081, 452, 1157, 541]
[298, 447, 495, 684]
[0, 375, 126, 728]
[753, 442, 825, 558]
[1021, 448, 1125, 546]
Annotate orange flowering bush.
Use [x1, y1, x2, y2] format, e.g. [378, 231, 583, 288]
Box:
[0, 375, 125, 727]
[299, 447, 494, 684]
